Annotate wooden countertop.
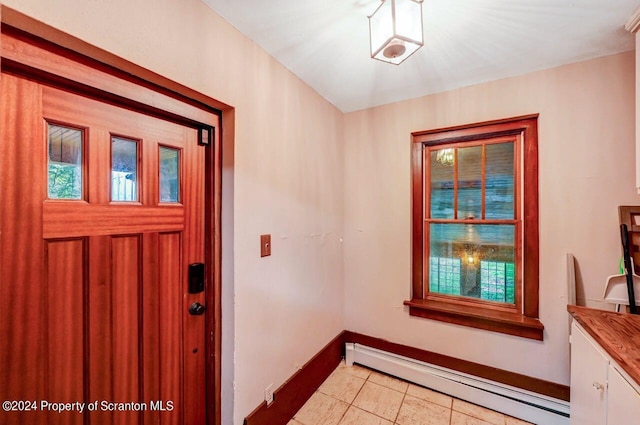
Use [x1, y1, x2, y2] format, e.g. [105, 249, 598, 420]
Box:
[568, 305, 640, 386]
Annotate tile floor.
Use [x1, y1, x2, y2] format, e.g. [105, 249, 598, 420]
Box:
[288, 361, 534, 425]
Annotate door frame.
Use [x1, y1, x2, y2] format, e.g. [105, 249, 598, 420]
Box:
[0, 9, 224, 425]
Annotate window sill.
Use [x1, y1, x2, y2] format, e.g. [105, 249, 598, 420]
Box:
[404, 298, 544, 340]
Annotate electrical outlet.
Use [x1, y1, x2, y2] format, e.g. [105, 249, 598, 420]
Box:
[265, 384, 274, 405]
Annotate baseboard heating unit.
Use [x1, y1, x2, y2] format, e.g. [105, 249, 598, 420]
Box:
[345, 343, 570, 425]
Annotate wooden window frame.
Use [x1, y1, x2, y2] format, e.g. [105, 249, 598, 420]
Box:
[404, 115, 544, 340]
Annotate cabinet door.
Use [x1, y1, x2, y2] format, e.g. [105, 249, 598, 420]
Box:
[607, 365, 640, 424]
[570, 322, 609, 425]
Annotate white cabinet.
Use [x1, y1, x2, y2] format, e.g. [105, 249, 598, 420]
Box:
[606, 364, 640, 424]
[570, 321, 640, 425]
[570, 322, 608, 424]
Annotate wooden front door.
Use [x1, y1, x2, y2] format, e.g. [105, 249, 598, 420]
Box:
[0, 70, 208, 424]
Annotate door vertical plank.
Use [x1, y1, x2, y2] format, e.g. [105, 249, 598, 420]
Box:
[142, 232, 160, 425]
[46, 239, 86, 425]
[159, 232, 183, 425]
[0, 74, 48, 425]
[182, 127, 206, 425]
[88, 235, 114, 425]
[111, 236, 142, 425]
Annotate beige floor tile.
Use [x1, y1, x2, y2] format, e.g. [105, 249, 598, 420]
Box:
[352, 381, 405, 421]
[451, 411, 494, 425]
[406, 384, 452, 408]
[294, 391, 349, 425]
[291, 362, 538, 425]
[367, 370, 409, 393]
[318, 367, 367, 403]
[453, 399, 505, 425]
[338, 406, 394, 425]
[505, 416, 535, 425]
[395, 394, 451, 425]
[337, 361, 372, 380]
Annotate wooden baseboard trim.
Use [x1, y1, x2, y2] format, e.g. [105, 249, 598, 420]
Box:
[243, 331, 345, 425]
[343, 331, 570, 402]
[244, 329, 569, 425]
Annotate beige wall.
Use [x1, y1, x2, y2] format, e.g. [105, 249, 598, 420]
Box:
[3, 0, 638, 420]
[1, 0, 345, 424]
[343, 50, 637, 386]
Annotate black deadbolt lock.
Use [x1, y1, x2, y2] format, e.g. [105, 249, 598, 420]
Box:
[188, 263, 205, 294]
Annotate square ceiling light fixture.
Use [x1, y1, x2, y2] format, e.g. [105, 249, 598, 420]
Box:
[368, 0, 424, 65]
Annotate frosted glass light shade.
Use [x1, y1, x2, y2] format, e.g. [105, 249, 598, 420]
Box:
[368, 0, 424, 65]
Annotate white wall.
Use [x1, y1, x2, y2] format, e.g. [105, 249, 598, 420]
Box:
[1, 1, 345, 424]
[343, 51, 637, 386]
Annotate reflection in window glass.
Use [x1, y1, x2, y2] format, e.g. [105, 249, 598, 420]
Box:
[430, 150, 454, 219]
[457, 146, 482, 220]
[481, 261, 515, 303]
[111, 137, 138, 202]
[429, 257, 461, 296]
[485, 142, 515, 219]
[159, 146, 179, 203]
[429, 223, 515, 304]
[48, 124, 83, 199]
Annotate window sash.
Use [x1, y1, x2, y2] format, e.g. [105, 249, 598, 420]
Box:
[423, 137, 521, 309]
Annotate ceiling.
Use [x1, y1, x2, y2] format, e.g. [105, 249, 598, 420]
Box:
[202, 0, 639, 113]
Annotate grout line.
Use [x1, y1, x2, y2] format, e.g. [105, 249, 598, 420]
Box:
[392, 389, 407, 424]
[306, 361, 532, 425]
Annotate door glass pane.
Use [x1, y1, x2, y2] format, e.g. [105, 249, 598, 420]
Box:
[111, 137, 138, 202]
[159, 146, 180, 203]
[429, 223, 515, 304]
[457, 146, 482, 220]
[430, 149, 455, 219]
[485, 142, 515, 219]
[48, 124, 83, 200]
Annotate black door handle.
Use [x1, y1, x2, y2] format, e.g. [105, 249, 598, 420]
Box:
[189, 302, 206, 316]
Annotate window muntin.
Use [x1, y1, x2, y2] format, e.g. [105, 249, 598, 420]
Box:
[47, 124, 84, 200]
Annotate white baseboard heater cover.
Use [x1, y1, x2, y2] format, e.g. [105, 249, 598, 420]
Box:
[345, 343, 569, 425]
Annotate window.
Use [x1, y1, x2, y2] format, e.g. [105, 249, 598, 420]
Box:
[405, 115, 543, 340]
[111, 136, 139, 202]
[159, 146, 180, 203]
[47, 123, 84, 200]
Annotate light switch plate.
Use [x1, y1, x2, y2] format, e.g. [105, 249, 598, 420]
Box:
[260, 234, 271, 257]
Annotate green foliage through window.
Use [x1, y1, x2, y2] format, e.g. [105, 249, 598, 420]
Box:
[48, 162, 82, 199]
[47, 124, 83, 200]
